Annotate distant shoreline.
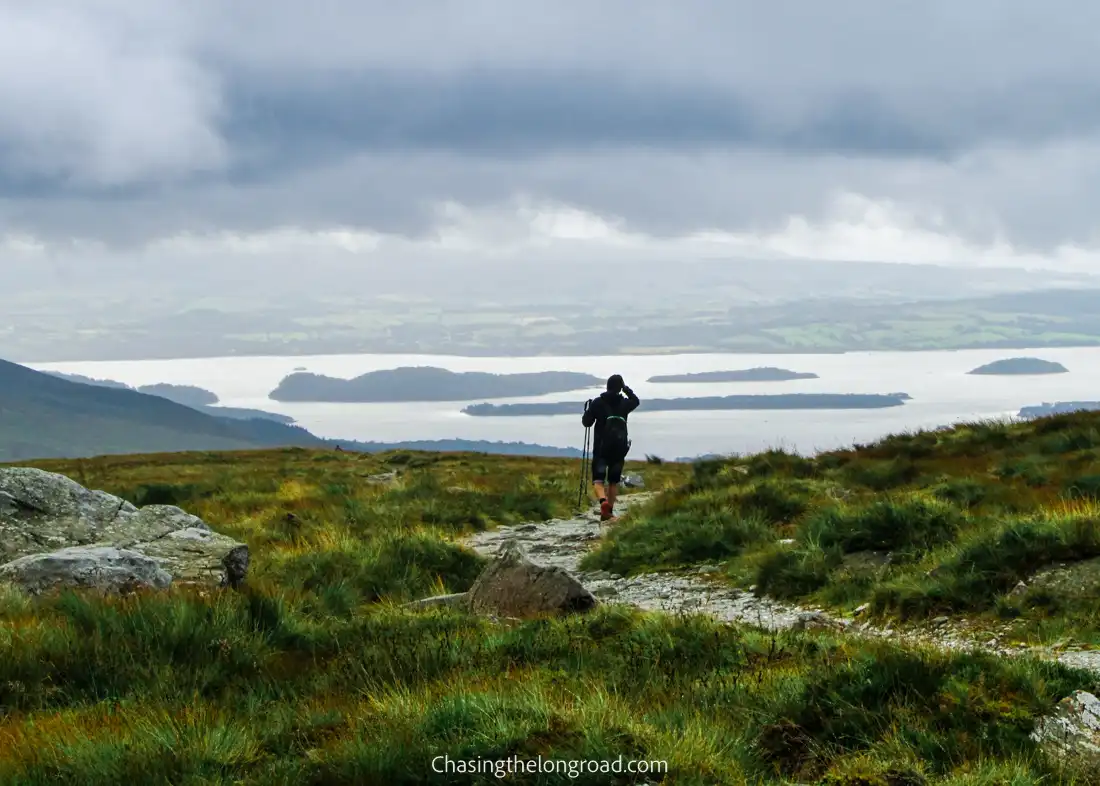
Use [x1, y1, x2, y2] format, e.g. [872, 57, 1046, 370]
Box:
[463, 393, 912, 417]
[22, 343, 1100, 366]
[1018, 401, 1100, 419]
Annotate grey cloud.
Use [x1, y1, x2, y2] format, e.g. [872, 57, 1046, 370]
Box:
[2, 0, 1100, 254]
[7, 143, 1100, 253]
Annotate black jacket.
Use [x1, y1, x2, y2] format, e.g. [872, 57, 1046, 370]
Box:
[581, 388, 640, 458]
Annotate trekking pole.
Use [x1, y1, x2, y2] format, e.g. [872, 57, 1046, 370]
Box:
[576, 425, 590, 512]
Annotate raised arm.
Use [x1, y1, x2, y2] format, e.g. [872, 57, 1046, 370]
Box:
[623, 384, 640, 413]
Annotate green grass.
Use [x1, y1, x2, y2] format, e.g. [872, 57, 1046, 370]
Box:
[3, 431, 1100, 782]
[585, 411, 1100, 647]
[0, 594, 1095, 784]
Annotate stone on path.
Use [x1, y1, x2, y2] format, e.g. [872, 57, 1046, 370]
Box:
[466, 539, 597, 618]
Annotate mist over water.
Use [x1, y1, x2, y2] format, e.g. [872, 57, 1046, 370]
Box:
[28, 347, 1100, 459]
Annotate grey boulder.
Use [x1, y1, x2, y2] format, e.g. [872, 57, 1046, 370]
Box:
[1031, 690, 1100, 766]
[0, 467, 249, 595]
[0, 546, 172, 595]
[465, 539, 597, 618]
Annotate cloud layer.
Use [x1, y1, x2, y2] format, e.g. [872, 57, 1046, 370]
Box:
[2, 0, 1100, 275]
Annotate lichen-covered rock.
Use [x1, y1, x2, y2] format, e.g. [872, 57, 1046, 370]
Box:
[0, 467, 248, 594]
[1031, 690, 1100, 766]
[130, 527, 249, 587]
[466, 539, 597, 618]
[0, 546, 172, 595]
[0, 467, 137, 562]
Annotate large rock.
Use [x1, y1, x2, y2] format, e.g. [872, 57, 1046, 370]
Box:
[0, 467, 248, 594]
[465, 539, 597, 618]
[0, 546, 172, 595]
[1031, 690, 1100, 767]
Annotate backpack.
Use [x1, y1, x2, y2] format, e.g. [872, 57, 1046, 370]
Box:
[602, 414, 631, 462]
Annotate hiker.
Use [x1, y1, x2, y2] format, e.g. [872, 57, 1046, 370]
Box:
[581, 374, 640, 521]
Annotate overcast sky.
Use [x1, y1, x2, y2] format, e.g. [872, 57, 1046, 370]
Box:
[3, 0, 1100, 286]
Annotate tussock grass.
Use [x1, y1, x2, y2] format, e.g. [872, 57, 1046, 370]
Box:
[0, 595, 1093, 784]
[589, 409, 1100, 640]
[4, 425, 1100, 781]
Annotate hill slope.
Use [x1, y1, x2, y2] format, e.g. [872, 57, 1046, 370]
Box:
[0, 358, 325, 461]
[3, 438, 1099, 782]
[2, 359, 593, 461]
[41, 370, 295, 423]
[583, 409, 1100, 649]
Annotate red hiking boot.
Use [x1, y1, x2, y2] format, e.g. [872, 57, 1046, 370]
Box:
[599, 498, 614, 521]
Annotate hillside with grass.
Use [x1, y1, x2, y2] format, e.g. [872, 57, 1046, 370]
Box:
[584, 409, 1100, 649]
[3, 422, 1100, 782]
[0, 358, 329, 461]
[0, 359, 585, 462]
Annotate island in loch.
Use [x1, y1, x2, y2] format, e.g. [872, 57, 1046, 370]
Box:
[269, 366, 603, 402]
[967, 357, 1068, 375]
[462, 392, 912, 416]
[647, 366, 819, 383]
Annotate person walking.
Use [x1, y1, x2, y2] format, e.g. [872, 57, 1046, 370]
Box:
[581, 374, 640, 522]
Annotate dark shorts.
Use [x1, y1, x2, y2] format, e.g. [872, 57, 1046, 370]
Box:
[591, 455, 624, 485]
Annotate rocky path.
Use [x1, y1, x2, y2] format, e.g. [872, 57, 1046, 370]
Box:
[462, 492, 1100, 675]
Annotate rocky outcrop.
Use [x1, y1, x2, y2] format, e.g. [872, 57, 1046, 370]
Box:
[0, 467, 248, 594]
[465, 539, 597, 618]
[0, 546, 172, 595]
[1031, 691, 1100, 767]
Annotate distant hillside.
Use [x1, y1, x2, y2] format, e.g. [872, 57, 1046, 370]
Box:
[269, 366, 603, 402]
[3, 359, 591, 461]
[648, 367, 819, 383]
[41, 370, 293, 423]
[42, 371, 130, 389]
[132, 382, 219, 408]
[0, 359, 326, 461]
[967, 357, 1068, 375]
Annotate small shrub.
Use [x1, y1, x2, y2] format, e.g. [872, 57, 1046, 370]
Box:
[736, 478, 813, 524]
[1063, 474, 1100, 501]
[754, 545, 837, 599]
[873, 512, 1100, 616]
[930, 477, 988, 508]
[841, 457, 922, 491]
[802, 496, 964, 563]
[994, 456, 1051, 487]
[115, 482, 210, 507]
[745, 449, 817, 479]
[581, 509, 772, 575]
[1038, 427, 1100, 455]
